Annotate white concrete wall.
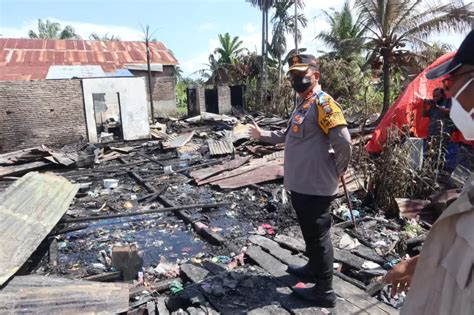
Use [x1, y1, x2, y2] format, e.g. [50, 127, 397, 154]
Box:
[82, 77, 150, 142]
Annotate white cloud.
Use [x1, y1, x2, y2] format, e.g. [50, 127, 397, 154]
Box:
[0, 18, 144, 41]
[244, 22, 257, 34]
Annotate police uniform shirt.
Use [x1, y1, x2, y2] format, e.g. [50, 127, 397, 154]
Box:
[260, 89, 352, 196]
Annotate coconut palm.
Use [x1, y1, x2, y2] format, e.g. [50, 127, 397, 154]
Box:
[214, 33, 246, 65]
[355, 0, 473, 123]
[246, 0, 275, 98]
[28, 19, 80, 39]
[270, 0, 307, 84]
[316, 0, 367, 59]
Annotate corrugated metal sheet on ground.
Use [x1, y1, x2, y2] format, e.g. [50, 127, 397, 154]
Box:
[212, 160, 284, 189]
[191, 156, 251, 184]
[163, 131, 194, 149]
[0, 172, 78, 285]
[151, 130, 173, 141]
[177, 143, 202, 154]
[0, 38, 177, 80]
[207, 139, 235, 156]
[0, 275, 129, 313]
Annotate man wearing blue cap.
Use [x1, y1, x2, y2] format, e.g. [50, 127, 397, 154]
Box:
[249, 54, 352, 307]
[384, 30, 474, 314]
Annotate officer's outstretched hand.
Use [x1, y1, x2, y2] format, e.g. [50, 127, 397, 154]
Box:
[249, 121, 262, 140]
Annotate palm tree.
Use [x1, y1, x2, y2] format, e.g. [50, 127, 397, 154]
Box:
[316, 1, 366, 59]
[355, 0, 473, 123]
[28, 19, 80, 39]
[215, 33, 246, 65]
[246, 0, 275, 99]
[270, 0, 307, 84]
[89, 33, 120, 41]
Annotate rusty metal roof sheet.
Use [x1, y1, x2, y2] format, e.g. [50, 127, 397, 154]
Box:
[207, 139, 235, 156]
[0, 38, 178, 80]
[0, 172, 78, 285]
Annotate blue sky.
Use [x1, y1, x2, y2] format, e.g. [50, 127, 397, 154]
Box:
[0, 0, 469, 76]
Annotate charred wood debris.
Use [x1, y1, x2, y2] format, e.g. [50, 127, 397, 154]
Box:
[0, 111, 469, 314]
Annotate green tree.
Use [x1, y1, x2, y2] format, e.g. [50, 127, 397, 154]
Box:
[246, 0, 275, 98]
[89, 33, 120, 41]
[316, 1, 366, 59]
[355, 0, 473, 124]
[28, 19, 81, 39]
[214, 33, 246, 65]
[270, 0, 307, 84]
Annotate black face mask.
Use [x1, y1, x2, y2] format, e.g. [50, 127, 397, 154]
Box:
[291, 75, 312, 93]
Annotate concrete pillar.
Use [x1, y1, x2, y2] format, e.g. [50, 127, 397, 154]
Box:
[217, 86, 232, 114]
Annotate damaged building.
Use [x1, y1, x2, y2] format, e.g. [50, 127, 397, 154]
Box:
[0, 38, 178, 152]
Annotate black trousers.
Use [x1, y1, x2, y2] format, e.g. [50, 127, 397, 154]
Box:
[291, 191, 334, 281]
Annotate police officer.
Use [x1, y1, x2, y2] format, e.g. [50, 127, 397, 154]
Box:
[249, 54, 352, 307]
[384, 30, 474, 315]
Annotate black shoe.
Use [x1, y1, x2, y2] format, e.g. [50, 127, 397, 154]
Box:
[287, 263, 314, 279]
[293, 280, 337, 308]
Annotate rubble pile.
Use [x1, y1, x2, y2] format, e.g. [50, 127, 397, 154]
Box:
[0, 112, 470, 314]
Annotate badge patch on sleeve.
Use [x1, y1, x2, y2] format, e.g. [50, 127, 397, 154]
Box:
[316, 92, 347, 135]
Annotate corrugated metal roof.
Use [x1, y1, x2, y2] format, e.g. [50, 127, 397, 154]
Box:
[124, 63, 163, 72]
[46, 65, 105, 79]
[0, 275, 129, 313]
[0, 172, 78, 285]
[0, 38, 178, 80]
[207, 139, 235, 156]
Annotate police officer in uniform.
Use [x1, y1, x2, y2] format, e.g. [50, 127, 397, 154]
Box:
[249, 54, 352, 307]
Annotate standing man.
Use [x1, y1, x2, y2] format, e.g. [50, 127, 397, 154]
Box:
[422, 87, 452, 140]
[249, 54, 352, 307]
[384, 30, 474, 315]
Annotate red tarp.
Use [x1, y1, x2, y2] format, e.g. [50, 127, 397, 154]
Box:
[366, 52, 473, 153]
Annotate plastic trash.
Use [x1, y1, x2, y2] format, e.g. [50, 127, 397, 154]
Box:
[103, 179, 119, 189]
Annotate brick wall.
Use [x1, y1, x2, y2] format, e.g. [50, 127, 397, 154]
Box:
[131, 66, 176, 115]
[0, 79, 87, 153]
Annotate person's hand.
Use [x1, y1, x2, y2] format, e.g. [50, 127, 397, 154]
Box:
[383, 256, 418, 296]
[248, 121, 262, 140]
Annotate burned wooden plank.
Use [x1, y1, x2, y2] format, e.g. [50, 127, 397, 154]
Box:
[334, 248, 366, 270]
[248, 237, 397, 315]
[0, 275, 129, 313]
[274, 234, 306, 253]
[0, 160, 51, 178]
[156, 297, 170, 315]
[0, 172, 78, 285]
[180, 264, 211, 283]
[249, 235, 304, 266]
[247, 305, 290, 314]
[246, 246, 353, 314]
[352, 245, 386, 265]
[83, 271, 122, 282]
[152, 277, 182, 293]
[156, 196, 225, 246]
[0, 146, 44, 165]
[60, 202, 228, 224]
